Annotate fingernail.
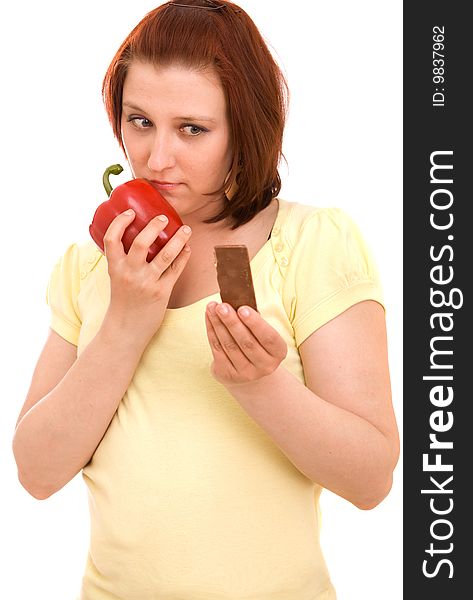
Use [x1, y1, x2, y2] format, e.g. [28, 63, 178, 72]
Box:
[239, 307, 251, 318]
[217, 304, 229, 316]
[158, 214, 168, 222]
[207, 302, 217, 314]
[124, 209, 134, 215]
[182, 225, 192, 234]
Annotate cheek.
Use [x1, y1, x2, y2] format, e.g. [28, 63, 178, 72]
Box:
[121, 122, 145, 155]
[195, 156, 227, 183]
[184, 147, 219, 177]
[201, 136, 233, 176]
[122, 135, 147, 168]
[121, 131, 133, 161]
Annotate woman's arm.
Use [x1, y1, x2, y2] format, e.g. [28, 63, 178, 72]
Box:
[205, 299, 400, 509]
[13, 211, 192, 500]
[13, 323, 150, 500]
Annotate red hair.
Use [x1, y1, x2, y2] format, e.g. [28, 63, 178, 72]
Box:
[102, 0, 289, 228]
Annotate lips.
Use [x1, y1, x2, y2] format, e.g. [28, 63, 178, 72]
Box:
[150, 181, 181, 193]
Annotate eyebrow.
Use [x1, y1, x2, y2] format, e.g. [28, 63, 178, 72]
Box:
[122, 102, 217, 123]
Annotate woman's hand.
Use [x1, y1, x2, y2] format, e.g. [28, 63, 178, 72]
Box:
[103, 209, 192, 338]
[205, 302, 287, 388]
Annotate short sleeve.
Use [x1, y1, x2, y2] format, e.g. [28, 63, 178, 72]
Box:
[46, 243, 82, 345]
[282, 208, 385, 348]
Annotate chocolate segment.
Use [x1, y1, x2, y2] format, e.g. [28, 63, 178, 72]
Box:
[214, 245, 258, 311]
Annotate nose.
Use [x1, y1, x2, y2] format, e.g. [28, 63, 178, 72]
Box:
[147, 130, 177, 174]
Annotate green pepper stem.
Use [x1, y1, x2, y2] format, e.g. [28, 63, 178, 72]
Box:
[103, 164, 124, 197]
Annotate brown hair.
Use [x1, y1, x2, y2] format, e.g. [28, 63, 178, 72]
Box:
[102, 0, 289, 229]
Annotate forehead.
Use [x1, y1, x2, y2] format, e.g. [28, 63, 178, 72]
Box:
[122, 60, 227, 115]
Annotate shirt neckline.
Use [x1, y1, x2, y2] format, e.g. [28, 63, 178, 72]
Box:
[162, 198, 288, 319]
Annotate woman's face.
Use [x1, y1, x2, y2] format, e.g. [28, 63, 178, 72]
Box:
[121, 60, 233, 222]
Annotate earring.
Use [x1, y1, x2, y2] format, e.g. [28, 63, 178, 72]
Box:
[224, 166, 241, 201]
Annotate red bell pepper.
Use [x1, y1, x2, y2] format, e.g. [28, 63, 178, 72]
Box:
[89, 164, 183, 262]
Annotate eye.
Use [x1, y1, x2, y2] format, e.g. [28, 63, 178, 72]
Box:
[127, 116, 152, 129]
[180, 124, 208, 137]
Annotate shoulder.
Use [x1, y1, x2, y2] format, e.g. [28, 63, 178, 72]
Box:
[276, 198, 381, 292]
[276, 198, 360, 249]
[277, 198, 353, 227]
[276, 200, 384, 345]
[52, 239, 100, 262]
[76, 240, 104, 279]
[51, 239, 103, 277]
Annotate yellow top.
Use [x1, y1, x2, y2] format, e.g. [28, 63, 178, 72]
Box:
[47, 199, 384, 600]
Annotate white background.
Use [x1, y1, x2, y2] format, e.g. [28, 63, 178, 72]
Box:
[1, 1, 402, 598]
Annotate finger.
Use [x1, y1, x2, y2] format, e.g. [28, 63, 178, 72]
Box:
[211, 303, 271, 364]
[236, 306, 287, 360]
[103, 209, 136, 263]
[204, 306, 223, 356]
[206, 303, 254, 371]
[158, 242, 192, 288]
[127, 214, 170, 265]
[205, 306, 239, 376]
[150, 224, 193, 278]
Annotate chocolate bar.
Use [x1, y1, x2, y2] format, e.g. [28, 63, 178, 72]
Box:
[214, 245, 258, 311]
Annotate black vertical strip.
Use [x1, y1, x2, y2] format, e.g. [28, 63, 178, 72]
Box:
[404, 2, 470, 597]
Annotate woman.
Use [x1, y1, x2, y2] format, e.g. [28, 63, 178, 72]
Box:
[13, 1, 400, 598]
